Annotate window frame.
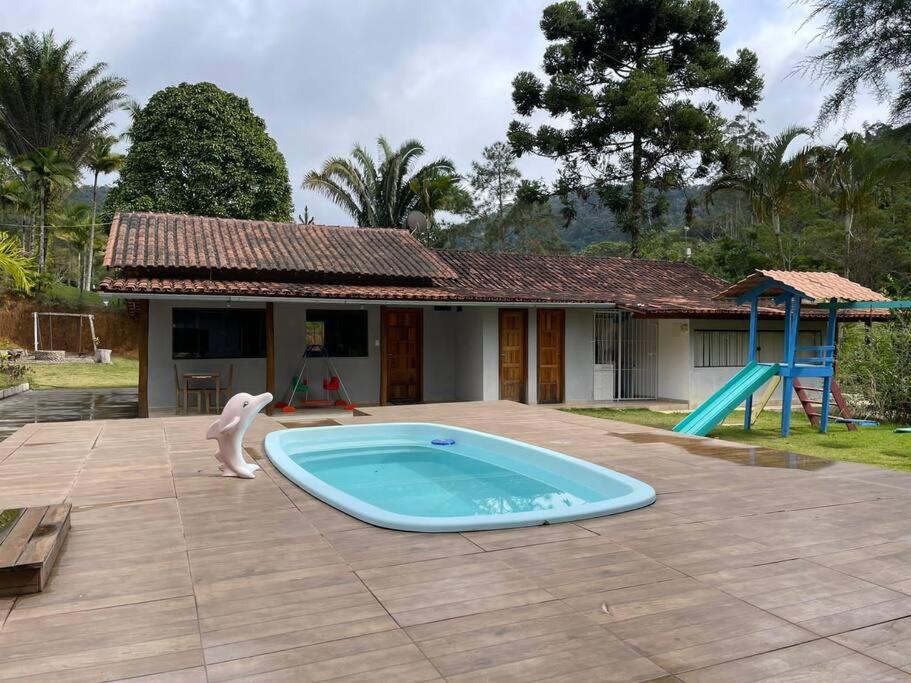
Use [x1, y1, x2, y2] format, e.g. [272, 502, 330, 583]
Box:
[171, 308, 267, 360]
[304, 309, 369, 358]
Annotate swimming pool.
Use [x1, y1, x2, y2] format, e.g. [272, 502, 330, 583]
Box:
[265, 423, 655, 532]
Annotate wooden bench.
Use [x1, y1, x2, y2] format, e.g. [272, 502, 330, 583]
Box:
[0, 505, 71, 596]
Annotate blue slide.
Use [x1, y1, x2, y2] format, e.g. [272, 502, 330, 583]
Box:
[673, 362, 781, 437]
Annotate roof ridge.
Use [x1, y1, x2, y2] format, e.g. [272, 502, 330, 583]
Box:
[116, 210, 409, 234]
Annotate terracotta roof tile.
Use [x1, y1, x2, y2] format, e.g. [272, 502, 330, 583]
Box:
[103, 211, 458, 279]
[716, 270, 889, 303]
[98, 213, 889, 319]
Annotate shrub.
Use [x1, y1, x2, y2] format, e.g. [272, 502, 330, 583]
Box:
[0, 356, 28, 387]
[838, 314, 911, 422]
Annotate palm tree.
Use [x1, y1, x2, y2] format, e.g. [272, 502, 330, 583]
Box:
[51, 203, 92, 290]
[0, 31, 127, 162]
[15, 147, 77, 274]
[303, 137, 461, 229]
[0, 231, 34, 293]
[708, 126, 812, 266]
[83, 135, 124, 290]
[811, 133, 910, 276]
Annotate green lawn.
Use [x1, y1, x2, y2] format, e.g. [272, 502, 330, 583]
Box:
[563, 407, 911, 472]
[27, 358, 139, 389]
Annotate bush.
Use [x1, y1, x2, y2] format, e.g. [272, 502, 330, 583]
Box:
[0, 356, 28, 388]
[838, 315, 911, 422]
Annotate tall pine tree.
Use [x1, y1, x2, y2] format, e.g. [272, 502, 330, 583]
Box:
[508, 0, 763, 256]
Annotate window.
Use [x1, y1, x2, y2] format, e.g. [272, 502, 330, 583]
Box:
[172, 309, 266, 359]
[306, 309, 368, 357]
[695, 329, 823, 367]
[694, 330, 749, 368]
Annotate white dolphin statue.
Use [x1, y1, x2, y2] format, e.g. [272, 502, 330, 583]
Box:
[206, 391, 273, 478]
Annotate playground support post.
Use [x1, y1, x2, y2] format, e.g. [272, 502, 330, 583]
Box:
[780, 295, 802, 437]
[743, 297, 759, 431]
[819, 302, 838, 434]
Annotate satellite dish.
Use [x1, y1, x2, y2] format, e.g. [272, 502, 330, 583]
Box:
[406, 210, 428, 233]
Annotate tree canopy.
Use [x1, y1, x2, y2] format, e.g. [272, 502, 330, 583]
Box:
[303, 136, 468, 241]
[106, 82, 293, 221]
[508, 0, 763, 256]
[800, 0, 911, 126]
[0, 31, 126, 162]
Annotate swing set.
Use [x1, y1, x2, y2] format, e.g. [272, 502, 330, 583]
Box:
[32, 312, 98, 356]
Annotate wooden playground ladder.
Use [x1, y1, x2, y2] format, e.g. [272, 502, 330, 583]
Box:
[792, 378, 857, 432]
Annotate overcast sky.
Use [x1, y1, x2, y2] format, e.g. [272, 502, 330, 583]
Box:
[5, 0, 892, 224]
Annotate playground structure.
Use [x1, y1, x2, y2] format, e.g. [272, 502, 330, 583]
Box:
[32, 312, 98, 356]
[274, 344, 356, 413]
[674, 270, 911, 438]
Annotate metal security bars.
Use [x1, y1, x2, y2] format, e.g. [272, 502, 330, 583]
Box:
[593, 311, 658, 400]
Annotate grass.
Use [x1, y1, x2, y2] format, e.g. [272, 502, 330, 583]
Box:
[0, 374, 26, 390]
[27, 358, 138, 389]
[563, 407, 911, 472]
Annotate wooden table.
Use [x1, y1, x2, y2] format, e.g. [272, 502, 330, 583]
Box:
[184, 372, 220, 415]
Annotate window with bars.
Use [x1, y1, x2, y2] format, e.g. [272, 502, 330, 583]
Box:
[694, 330, 823, 368]
[693, 330, 749, 368]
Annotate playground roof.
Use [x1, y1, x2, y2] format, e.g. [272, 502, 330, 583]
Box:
[715, 270, 890, 304]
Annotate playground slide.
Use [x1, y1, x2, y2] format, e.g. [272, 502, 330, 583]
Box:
[673, 362, 781, 437]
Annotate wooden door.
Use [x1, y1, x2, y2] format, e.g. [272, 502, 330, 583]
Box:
[381, 308, 422, 405]
[499, 309, 527, 402]
[537, 309, 564, 404]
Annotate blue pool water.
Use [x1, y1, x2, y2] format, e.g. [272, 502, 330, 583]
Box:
[265, 423, 655, 532]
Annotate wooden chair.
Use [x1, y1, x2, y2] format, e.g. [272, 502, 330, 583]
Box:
[208, 364, 234, 409]
[174, 365, 204, 415]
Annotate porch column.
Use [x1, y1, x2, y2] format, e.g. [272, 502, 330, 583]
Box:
[265, 302, 275, 416]
[137, 300, 149, 418]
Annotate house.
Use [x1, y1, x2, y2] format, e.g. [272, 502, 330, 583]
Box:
[99, 212, 859, 417]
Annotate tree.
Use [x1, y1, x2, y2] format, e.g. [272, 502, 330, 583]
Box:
[0, 31, 126, 162]
[106, 82, 293, 221]
[799, 0, 911, 126]
[83, 135, 123, 290]
[469, 142, 522, 245]
[0, 231, 34, 292]
[707, 126, 812, 266]
[508, 0, 762, 256]
[0, 176, 33, 252]
[15, 147, 76, 273]
[303, 136, 465, 232]
[51, 203, 92, 290]
[811, 132, 911, 275]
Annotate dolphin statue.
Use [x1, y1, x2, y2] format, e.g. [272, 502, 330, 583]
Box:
[206, 391, 273, 478]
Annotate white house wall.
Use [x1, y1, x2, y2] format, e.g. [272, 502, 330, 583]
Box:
[147, 299, 268, 409]
[273, 302, 382, 406]
[422, 307, 457, 402]
[564, 309, 595, 402]
[657, 319, 691, 401]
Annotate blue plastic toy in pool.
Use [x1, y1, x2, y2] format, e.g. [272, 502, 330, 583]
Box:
[431, 438, 455, 445]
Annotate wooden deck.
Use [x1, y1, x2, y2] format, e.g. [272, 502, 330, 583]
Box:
[1, 401, 911, 681]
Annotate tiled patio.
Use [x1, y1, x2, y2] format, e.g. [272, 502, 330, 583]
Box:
[2, 401, 911, 681]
